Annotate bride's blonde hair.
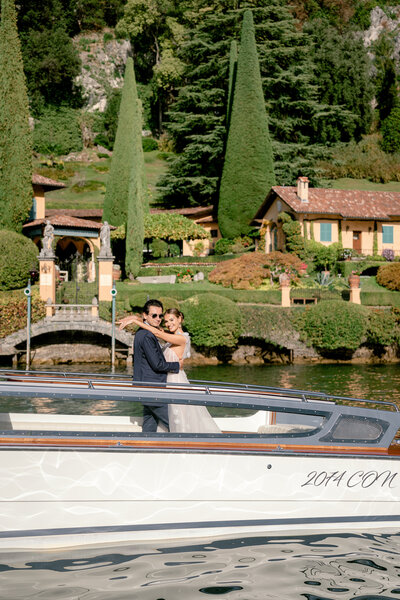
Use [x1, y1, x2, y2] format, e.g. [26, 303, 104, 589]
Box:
[165, 307, 184, 321]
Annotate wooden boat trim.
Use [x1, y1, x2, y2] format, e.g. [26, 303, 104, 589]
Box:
[0, 435, 390, 455]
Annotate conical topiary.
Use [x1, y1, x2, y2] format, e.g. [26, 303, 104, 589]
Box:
[218, 9, 275, 238]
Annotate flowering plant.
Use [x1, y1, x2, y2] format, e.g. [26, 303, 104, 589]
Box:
[382, 249, 395, 261]
[177, 268, 194, 282]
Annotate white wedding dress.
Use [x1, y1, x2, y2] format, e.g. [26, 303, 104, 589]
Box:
[164, 332, 221, 434]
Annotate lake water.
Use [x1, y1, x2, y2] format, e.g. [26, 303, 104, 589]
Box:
[3, 362, 400, 599]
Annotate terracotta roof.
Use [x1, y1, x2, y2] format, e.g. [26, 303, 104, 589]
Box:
[253, 186, 400, 221]
[46, 209, 103, 218]
[32, 174, 66, 190]
[23, 215, 107, 230]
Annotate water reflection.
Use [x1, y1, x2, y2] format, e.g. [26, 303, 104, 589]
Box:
[1, 532, 400, 599]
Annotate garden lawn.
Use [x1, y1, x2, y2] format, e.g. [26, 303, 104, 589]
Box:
[324, 178, 400, 192]
[39, 151, 169, 210]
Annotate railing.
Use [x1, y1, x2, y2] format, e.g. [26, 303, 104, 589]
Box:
[45, 298, 99, 321]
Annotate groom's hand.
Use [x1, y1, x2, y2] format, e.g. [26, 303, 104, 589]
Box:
[179, 359, 183, 370]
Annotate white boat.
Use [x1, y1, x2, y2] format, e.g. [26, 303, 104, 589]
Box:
[0, 369, 399, 549]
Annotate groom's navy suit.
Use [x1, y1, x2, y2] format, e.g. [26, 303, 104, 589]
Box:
[133, 327, 179, 432]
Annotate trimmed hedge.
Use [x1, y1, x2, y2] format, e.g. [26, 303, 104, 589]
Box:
[0, 231, 39, 290]
[181, 293, 242, 348]
[292, 300, 368, 352]
[117, 282, 282, 305]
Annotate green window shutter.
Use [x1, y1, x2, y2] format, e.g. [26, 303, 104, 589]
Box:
[320, 223, 332, 242]
[382, 225, 393, 244]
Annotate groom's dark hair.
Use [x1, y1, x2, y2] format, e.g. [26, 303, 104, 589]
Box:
[143, 299, 163, 314]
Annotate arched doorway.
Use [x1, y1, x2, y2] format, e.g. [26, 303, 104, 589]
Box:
[56, 237, 94, 282]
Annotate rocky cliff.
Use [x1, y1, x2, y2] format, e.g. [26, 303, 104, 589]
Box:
[74, 31, 131, 112]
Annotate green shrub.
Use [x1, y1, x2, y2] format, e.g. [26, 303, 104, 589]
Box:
[305, 240, 342, 271]
[33, 107, 83, 156]
[128, 292, 179, 312]
[0, 289, 45, 337]
[0, 231, 39, 290]
[381, 107, 400, 153]
[318, 134, 400, 184]
[150, 239, 169, 258]
[182, 293, 241, 348]
[142, 137, 158, 152]
[365, 309, 400, 348]
[214, 238, 234, 255]
[279, 212, 305, 257]
[376, 263, 400, 290]
[293, 300, 368, 352]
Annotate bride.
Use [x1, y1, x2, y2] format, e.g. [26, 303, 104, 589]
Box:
[128, 308, 220, 434]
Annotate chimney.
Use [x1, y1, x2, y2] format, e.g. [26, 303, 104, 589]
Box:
[297, 176, 309, 203]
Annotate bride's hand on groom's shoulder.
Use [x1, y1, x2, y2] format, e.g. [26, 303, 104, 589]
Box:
[117, 314, 142, 330]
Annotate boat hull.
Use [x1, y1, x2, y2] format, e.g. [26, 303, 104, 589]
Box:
[1, 448, 400, 549]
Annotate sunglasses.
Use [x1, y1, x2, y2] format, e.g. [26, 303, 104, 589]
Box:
[150, 313, 164, 319]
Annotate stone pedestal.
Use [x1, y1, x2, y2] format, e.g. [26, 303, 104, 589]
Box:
[280, 273, 291, 307]
[98, 256, 115, 301]
[350, 287, 361, 304]
[349, 274, 361, 305]
[39, 257, 56, 305]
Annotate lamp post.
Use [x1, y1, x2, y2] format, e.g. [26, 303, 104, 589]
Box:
[24, 279, 32, 370]
[110, 284, 117, 372]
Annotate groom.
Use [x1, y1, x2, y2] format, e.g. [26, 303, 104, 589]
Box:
[132, 299, 180, 432]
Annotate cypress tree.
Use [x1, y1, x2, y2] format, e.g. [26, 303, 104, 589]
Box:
[218, 9, 275, 239]
[0, 0, 33, 232]
[103, 57, 146, 227]
[226, 40, 237, 134]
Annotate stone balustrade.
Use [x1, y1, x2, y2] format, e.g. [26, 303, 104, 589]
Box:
[46, 298, 99, 320]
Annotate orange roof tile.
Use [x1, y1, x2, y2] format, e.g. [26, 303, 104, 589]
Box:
[23, 214, 109, 230]
[254, 186, 400, 221]
[32, 174, 66, 190]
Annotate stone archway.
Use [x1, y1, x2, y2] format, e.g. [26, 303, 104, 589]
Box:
[56, 237, 96, 283]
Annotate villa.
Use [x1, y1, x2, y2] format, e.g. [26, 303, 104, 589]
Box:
[253, 177, 400, 257]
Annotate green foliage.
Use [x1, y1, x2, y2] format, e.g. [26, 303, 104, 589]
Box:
[142, 137, 158, 152]
[21, 28, 81, 115]
[94, 89, 121, 150]
[373, 32, 398, 125]
[122, 59, 146, 278]
[307, 20, 373, 142]
[127, 291, 180, 312]
[150, 238, 168, 258]
[381, 107, 400, 154]
[0, 289, 45, 337]
[365, 309, 400, 348]
[279, 212, 305, 257]
[376, 263, 400, 291]
[33, 107, 83, 155]
[103, 58, 145, 228]
[319, 135, 400, 183]
[182, 293, 241, 348]
[0, 0, 33, 232]
[214, 238, 235, 255]
[305, 240, 342, 271]
[144, 213, 210, 241]
[242, 304, 298, 347]
[0, 231, 39, 290]
[293, 300, 368, 352]
[218, 10, 275, 238]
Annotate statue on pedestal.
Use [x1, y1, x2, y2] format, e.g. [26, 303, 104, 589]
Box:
[99, 221, 113, 258]
[40, 220, 55, 257]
